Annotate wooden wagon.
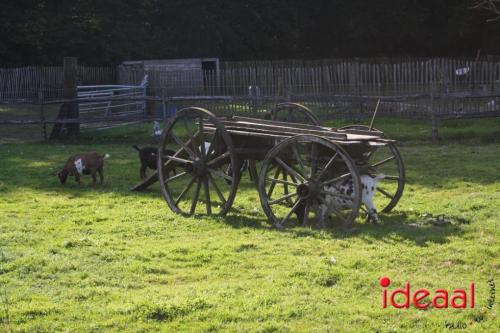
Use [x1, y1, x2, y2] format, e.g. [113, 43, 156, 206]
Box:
[133, 103, 405, 229]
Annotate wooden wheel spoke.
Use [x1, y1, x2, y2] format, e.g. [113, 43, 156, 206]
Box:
[377, 187, 394, 199]
[370, 155, 396, 168]
[171, 133, 196, 159]
[281, 199, 302, 226]
[316, 152, 338, 181]
[181, 117, 202, 157]
[190, 178, 202, 214]
[288, 172, 299, 184]
[207, 151, 231, 166]
[208, 168, 233, 182]
[203, 176, 211, 214]
[164, 155, 191, 164]
[175, 177, 197, 205]
[291, 145, 306, 175]
[310, 142, 318, 178]
[160, 146, 186, 170]
[274, 157, 306, 182]
[321, 173, 352, 187]
[269, 192, 298, 205]
[267, 167, 281, 198]
[265, 177, 299, 187]
[165, 171, 187, 183]
[207, 173, 227, 206]
[206, 129, 218, 157]
[282, 171, 290, 197]
[199, 117, 207, 159]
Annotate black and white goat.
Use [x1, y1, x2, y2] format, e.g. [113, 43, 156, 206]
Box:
[317, 174, 386, 226]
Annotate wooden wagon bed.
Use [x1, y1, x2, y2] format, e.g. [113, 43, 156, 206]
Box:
[207, 116, 394, 145]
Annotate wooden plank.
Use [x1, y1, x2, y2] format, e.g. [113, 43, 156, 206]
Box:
[212, 118, 391, 142]
[204, 125, 368, 145]
[232, 116, 331, 131]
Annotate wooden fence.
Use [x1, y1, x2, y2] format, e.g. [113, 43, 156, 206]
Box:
[0, 66, 116, 101]
[112, 57, 500, 99]
[3, 57, 500, 101]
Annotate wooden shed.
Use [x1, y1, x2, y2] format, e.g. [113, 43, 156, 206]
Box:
[118, 58, 220, 96]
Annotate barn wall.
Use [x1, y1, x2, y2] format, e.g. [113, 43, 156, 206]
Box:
[118, 58, 219, 96]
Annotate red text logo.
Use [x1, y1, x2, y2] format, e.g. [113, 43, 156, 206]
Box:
[380, 277, 475, 309]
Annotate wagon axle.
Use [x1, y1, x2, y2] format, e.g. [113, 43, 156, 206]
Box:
[296, 182, 320, 200]
[184, 158, 207, 177]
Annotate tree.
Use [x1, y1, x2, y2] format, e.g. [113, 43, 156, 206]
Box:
[472, 0, 500, 21]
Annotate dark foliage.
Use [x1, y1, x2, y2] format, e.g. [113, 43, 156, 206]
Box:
[1, 0, 499, 65]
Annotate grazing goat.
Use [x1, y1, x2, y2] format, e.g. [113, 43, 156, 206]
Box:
[133, 145, 176, 179]
[316, 174, 386, 227]
[58, 152, 109, 185]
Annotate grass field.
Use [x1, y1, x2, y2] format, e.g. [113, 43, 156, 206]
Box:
[0, 117, 499, 332]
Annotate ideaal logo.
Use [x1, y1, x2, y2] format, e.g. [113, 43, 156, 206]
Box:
[380, 277, 475, 309]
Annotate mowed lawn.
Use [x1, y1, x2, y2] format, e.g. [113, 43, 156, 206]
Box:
[0, 121, 499, 332]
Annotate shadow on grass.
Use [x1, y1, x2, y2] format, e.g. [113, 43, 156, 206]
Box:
[217, 210, 465, 247]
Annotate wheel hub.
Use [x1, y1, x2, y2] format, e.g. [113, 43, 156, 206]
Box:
[185, 158, 207, 176]
[296, 181, 320, 200]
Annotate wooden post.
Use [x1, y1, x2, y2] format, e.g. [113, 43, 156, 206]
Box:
[38, 89, 47, 140]
[63, 57, 79, 135]
[430, 86, 438, 141]
[50, 57, 79, 139]
[161, 88, 168, 121]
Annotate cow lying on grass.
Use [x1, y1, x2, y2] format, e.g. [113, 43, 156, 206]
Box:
[316, 174, 386, 227]
[58, 152, 110, 185]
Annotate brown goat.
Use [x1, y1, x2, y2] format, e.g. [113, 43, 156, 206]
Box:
[58, 152, 109, 185]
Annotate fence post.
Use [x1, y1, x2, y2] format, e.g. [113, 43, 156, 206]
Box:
[49, 57, 79, 139]
[38, 89, 47, 140]
[161, 88, 168, 121]
[63, 57, 79, 135]
[430, 87, 439, 141]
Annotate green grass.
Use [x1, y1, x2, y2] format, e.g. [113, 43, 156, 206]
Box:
[77, 116, 500, 144]
[0, 107, 499, 331]
[0, 133, 499, 331]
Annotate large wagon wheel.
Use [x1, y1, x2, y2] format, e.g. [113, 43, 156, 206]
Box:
[339, 125, 405, 213]
[268, 102, 321, 125]
[258, 135, 362, 229]
[158, 107, 240, 216]
[264, 102, 322, 192]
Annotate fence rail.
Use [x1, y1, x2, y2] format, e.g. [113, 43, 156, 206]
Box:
[77, 75, 148, 117]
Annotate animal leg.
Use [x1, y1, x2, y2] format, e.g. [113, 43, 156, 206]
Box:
[98, 167, 104, 184]
[75, 173, 81, 184]
[140, 165, 147, 179]
[91, 171, 97, 185]
[315, 204, 328, 229]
